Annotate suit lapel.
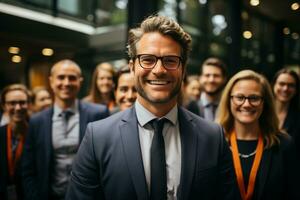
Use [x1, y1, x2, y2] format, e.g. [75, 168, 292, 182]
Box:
[43, 108, 53, 173]
[0, 126, 8, 181]
[120, 107, 149, 200]
[177, 108, 198, 200]
[78, 101, 87, 141]
[197, 101, 204, 118]
[256, 148, 272, 200]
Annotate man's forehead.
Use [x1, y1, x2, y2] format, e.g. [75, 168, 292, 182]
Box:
[51, 63, 81, 76]
[202, 65, 223, 74]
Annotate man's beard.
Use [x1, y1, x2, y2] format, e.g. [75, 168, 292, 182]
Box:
[135, 78, 182, 104]
[204, 85, 224, 96]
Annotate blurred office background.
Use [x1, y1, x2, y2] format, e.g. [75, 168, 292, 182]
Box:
[0, 0, 299, 96]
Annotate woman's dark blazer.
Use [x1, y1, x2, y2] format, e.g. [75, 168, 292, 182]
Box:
[283, 106, 300, 157]
[240, 134, 300, 200]
[0, 125, 24, 200]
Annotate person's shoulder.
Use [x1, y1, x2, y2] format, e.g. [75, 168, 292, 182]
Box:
[30, 107, 52, 121]
[86, 108, 132, 142]
[90, 108, 131, 127]
[80, 100, 108, 112]
[179, 107, 222, 133]
[273, 133, 296, 153]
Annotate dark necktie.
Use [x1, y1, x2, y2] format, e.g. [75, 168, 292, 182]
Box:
[211, 104, 217, 120]
[150, 118, 167, 200]
[60, 110, 74, 138]
[206, 103, 217, 121]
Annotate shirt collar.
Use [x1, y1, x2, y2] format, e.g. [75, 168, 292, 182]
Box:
[200, 93, 219, 107]
[53, 99, 79, 117]
[135, 99, 178, 127]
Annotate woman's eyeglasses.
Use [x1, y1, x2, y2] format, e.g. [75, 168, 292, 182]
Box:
[230, 95, 263, 107]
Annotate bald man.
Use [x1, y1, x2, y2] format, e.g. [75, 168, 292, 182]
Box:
[22, 60, 109, 200]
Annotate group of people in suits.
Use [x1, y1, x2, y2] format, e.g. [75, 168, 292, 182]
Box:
[0, 15, 299, 200]
[0, 60, 109, 200]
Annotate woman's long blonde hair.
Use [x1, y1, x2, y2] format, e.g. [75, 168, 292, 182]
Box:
[216, 70, 282, 148]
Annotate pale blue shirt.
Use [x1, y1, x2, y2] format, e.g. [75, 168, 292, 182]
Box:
[199, 93, 219, 121]
[51, 100, 80, 197]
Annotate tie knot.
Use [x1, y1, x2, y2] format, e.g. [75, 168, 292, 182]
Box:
[206, 103, 217, 108]
[60, 110, 74, 121]
[151, 118, 167, 135]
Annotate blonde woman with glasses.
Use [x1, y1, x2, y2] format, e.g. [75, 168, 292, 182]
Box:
[216, 70, 300, 200]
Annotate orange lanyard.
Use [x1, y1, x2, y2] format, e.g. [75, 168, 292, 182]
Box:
[230, 130, 264, 200]
[108, 100, 115, 110]
[6, 124, 24, 178]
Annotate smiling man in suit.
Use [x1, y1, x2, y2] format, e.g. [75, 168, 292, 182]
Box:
[66, 16, 236, 200]
[22, 59, 109, 200]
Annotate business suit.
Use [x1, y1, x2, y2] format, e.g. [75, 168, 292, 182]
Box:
[237, 135, 300, 200]
[283, 107, 300, 158]
[0, 125, 24, 200]
[22, 101, 109, 200]
[66, 106, 236, 200]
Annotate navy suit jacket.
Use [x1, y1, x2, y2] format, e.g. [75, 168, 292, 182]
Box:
[0, 125, 24, 200]
[22, 101, 109, 200]
[283, 107, 300, 159]
[66, 106, 237, 200]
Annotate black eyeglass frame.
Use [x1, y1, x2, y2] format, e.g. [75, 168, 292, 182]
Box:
[230, 95, 264, 107]
[5, 100, 28, 107]
[134, 54, 182, 70]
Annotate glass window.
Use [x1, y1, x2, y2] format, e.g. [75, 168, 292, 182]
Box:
[284, 31, 300, 65]
[240, 10, 277, 76]
[158, 0, 178, 19]
[94, 0, 127, 26]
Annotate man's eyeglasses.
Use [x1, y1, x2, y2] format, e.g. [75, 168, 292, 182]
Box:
[135, 54, 182, 70]
[230, 95, 263, 107]
[5, 100, 28, 107]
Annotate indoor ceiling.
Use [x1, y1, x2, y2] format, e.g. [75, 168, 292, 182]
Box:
[244, 0, 300, 32]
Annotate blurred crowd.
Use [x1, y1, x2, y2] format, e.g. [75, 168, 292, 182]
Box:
[0, 15, 299, 200]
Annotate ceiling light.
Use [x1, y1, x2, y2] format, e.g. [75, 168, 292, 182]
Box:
[250, 0, 260, 6]
[241, 11, 249, 20]
[291, 32, 299, 40]
[243, 31, 252, 39]
[42, 48, 54, 56]
[12, 55, 22, 63]
[283, 27, 290, 35]
[291, 3, 300, 10]
[8, 46, 20, 54]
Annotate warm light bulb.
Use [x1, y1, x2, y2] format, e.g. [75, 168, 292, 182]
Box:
[8, 46, 20, 54]
[283, 27, 290, 35]
[250, 0, 260, 6]
[42, 48, 54, 56]
[12, 55, 22, 63]
[291, 3, 299, 10]
[243, 31, 252, 39]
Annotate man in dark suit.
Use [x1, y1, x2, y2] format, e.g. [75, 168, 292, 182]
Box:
[66, 16, 236, 200]
[197, 57, 227, 121]
[22, 59, 109, 200]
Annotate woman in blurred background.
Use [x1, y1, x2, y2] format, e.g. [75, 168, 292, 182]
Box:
[180, 74, 201, 115]
[184, 75, 201, 101]
[272, 69, 300, 142]
[0, 84, 31, 200]
[216, 70, 299, 200]
[111, 66, 137, 114]
[31, 86, 52, 113]
[84, 62, 116, 111]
